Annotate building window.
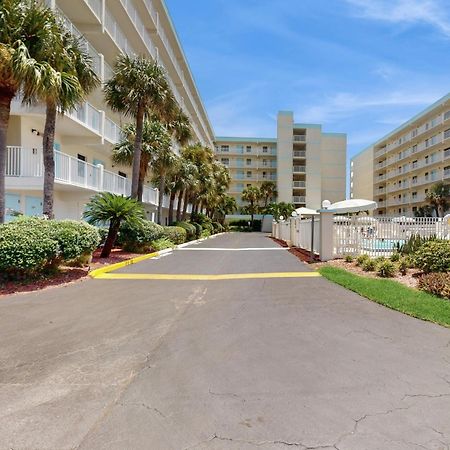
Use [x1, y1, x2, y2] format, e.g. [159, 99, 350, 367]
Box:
[220, 145, 229, 152]
[262, 159, 267, 166]
[221, 158, 229, 165]
[247, 184, 251, 187]
[247, 171, 252, 178]
[412, 192, 417, 199]
[262, 146, 268, 153]
[118, 171, 127, 178]
[246, 146, 252, 152]
[246, 158, 251, 166]
[262, 171, 267, 178]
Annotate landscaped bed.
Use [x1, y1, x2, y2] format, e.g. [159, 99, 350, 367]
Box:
[318, 266, 450, 328]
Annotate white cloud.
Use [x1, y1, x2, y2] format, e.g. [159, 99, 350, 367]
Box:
[345, 0, 450, 37]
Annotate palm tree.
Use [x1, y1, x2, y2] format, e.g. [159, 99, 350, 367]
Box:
[151, 142, 177, 224]
[104, 55, 176, 199]
[112, 120, 171, 202]
[0, 0, 62, 223]
[426, 182, 450, 217]
[39, 31, 99, 218]
[83, 192, 144, 257]
[260, 181, 277, 209]
[241, 186, 261, 225]
[215, 195, 237, 224]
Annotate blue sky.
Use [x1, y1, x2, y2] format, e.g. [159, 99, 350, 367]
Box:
[165, 0, 450, 161]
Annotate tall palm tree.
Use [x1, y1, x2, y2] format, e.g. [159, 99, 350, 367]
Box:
[83, 192, 144, 258]
[215, 195, 237, 224]
[241, 185, 261, 225]
[151, 142, 177, 224]
[112, 120, 171, 202]
[426, 182, 450, 217]
[260, 181, 277, 209]
[104, 55, 176, 199]
[0, 0, 61, 222]
[39, 31, 99, 218]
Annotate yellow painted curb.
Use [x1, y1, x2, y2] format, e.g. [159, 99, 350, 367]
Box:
[93, 272, 322, 281]
[89, 251, 160, 278]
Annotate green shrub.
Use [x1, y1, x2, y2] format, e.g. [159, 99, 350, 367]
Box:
[399, 234, 437, 255]
[374, 256, 387, 265]
[174, 221, 196, 241]
[398, 258, 409, 276]
[252, 219, 262, 232]
[414, 240, 450, 273]
[356, 254, 370, 266]
[50, 220, 100, 264]
[418, 273, 450, 299]
[97, 227, 109, 246]
[390, 252, 401, 262]
[362, 258, 377, 272]
[190, 222, 203, 239]
[190, 212, 212, 230]
[117, 220, 164, 253]
[344, 254, 354, 263]
[229, 219, 251, 227]
[377, 260, 397, 278]
[211, 221, 224, 234]
[163, 226, 187, 245]
[201, 229, 211, 238]
[0, 219, 59, 279]
[151, 238, 174, 251]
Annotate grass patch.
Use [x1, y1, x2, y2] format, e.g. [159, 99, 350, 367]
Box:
[318, 265, 450, 328]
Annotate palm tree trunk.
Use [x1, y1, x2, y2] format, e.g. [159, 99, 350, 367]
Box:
[157, 175, 165, 225]
[182, 191, 190, 220]
[137, 157, 147, 203]
[101, 219, 120, 258]
[0, 93, 13, 224]
[42, 100, 57, 219]
[168, 190, 176, 224]
[131, 104, 144, 199]
[176, 189, 184, 222]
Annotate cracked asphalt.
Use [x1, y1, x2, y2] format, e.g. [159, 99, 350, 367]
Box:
[1, 233, 450, 450]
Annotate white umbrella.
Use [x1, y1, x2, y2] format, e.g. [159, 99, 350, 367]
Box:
[325, 199, 377, 214]
[295, 207, 319, 216]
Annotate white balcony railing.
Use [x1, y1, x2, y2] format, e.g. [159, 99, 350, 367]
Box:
[293, 150, 306, 158]
[68, 101, 102, 134]
[293, 165, 306, 173]
[104, 117, 122, 143]
[293, 135, 306, 143]
[293, 181, 306, 188]
[293, 196, 306, 203]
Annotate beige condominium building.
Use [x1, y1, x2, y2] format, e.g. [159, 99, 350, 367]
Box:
[5, 0, 214, 222]
[351, 93, 450, 216]
[215, 111, 347, 209]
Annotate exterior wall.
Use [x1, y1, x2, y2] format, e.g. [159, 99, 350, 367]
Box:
[354, 93, 450, 216]
[215, 112, 347, 211]
[350, 146, 374, 201]
[5, 0, 214, 221]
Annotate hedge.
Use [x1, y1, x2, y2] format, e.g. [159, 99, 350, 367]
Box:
[0, 217, 100, 279]
[117, 220, 164, 252]
[418, 273, 450, 299]
[174, 221, 196, 241]
[163, 226, 187, 244]
[414, 240, 450, 273]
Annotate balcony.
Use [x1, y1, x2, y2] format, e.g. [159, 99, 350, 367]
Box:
[293, 196, 306, 203]
[293, 181, 306, 188]
[293, 150, 306, 158]
[293, 135, 306, 143]
[293, 165, 306, 173]
[6, 147, 158, 206]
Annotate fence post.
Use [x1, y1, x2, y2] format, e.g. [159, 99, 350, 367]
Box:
[319, 210, 334, 261]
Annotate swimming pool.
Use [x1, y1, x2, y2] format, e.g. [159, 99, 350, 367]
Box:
[362, 239, 405, 251]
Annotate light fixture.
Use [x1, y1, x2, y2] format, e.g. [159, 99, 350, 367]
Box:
[31, 128, 40, 136]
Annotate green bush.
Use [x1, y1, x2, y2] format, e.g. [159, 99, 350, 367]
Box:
[174, 221, 196, 241]
[190, 222, 203, 239]
[399, 234, 437, 255]
[50, 220, 100, 264]
[377, 260, 397, 278]
[390, 252, 401, 262]
[418, 273, 450, 299]
[201, 229, 211, 238]
[414, 240, 450, 273]
[190, 212, 213, 230]
[97, 227, 109, 246]
[362, 258, 377, 272]
[117, 220, 164, 253]
[398, 258, 409, 276]
[0, 219, 59, 278]
[151, 238, 174, 251]
[211, 221, 224, 234]
[229, 219, 251, 227]
[163, 226, 187, 245]
[251, 219, 262, 232]
[344, 254, 354, 263]
[356, 254, 370, 266]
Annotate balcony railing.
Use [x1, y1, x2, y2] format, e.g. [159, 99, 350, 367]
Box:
[104, 8, 135, 55]
[293, 196, 306, 203]
[293, 165, 306, 173]
[293, 181, 306, 188]
[293, 150, 306, 158]
[6, 147, 160, 206]
[104, 117, 122, 143]
[293, 135, 306, 143]
[68, 101, 102, 134]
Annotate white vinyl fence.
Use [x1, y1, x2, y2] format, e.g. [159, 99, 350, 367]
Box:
[291, 218, 320, 255]
[333, 216, 450, 258]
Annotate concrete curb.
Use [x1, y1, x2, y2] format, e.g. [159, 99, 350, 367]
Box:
[89, 232, 228, 278]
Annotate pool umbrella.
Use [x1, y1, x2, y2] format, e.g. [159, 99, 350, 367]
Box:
[325, 199, 377, 214]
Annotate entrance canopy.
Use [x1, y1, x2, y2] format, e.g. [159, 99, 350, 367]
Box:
[324, 199, 377, 214]
[294, 207, 319, 216]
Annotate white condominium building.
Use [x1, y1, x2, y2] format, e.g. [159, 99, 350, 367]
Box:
[215, 112, 347, 210]
[351, 93, 450, 216]
[5, 0, 214, 222]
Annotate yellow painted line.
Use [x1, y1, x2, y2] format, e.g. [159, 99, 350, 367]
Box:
[93, 272, 321, 281]
[89, 251, 160, 278]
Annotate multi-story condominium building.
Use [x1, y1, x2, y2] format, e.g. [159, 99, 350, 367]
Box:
[5, 0, 214, 222]
[215, 112, 347, 209]
[351, 93, 450, 216]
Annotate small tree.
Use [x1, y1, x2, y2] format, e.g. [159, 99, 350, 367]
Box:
[426, 182, 449, 217]
[267, 202, 295, 222]
[241, 186, 261, 225]
[83, 192, 145, 258]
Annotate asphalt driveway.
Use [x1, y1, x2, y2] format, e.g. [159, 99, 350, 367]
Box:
[0, 233, 449, 450]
